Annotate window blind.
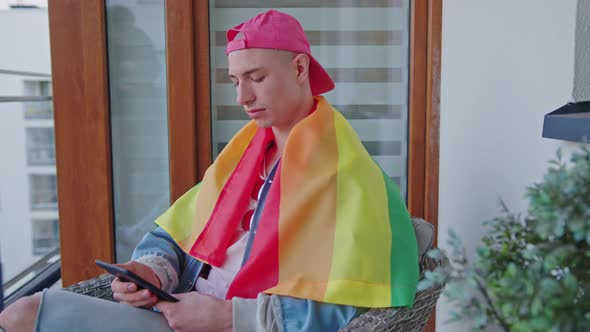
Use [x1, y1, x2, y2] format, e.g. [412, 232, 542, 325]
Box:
[209, 0, 410, 197]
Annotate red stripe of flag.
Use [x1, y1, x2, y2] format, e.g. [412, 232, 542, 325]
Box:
[226, 162, 282, 299]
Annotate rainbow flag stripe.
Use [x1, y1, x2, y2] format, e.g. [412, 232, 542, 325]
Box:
[156, 96, 419, 308]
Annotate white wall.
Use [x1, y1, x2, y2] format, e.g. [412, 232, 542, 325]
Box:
[437, 1, 577, 331]
[0, 8, 53, 280]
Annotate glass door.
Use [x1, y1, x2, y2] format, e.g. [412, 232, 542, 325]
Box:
[105, 0, 171, 262]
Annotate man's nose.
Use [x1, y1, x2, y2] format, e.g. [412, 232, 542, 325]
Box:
[236, 83, 255, 106]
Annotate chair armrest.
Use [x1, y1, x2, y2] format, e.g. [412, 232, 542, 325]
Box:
[339, 253, 448, 332]
[62, 274, 115, 302]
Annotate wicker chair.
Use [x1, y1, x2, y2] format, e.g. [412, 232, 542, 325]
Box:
[63, 252, 447, 332]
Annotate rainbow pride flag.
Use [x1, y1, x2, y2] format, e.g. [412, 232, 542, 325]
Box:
[156, 96, 419, 308]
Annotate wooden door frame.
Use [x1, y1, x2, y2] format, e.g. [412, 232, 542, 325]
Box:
[163, 0, 213, 200]
[408, 1, 442, 331]
[48, 0, 115, 287]
[409, 2, 442, 234]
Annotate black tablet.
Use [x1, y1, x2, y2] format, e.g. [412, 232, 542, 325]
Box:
[95, 259, 179, 303]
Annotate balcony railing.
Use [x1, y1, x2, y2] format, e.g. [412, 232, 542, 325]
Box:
[1, 247, 60, 309]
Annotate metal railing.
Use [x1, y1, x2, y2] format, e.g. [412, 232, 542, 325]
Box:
[0, 69, 53, 104]
[0, 69, 51, 78]
[0, 96, 52, 103]
[1, 247, 61, 309]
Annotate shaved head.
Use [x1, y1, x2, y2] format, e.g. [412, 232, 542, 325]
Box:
[227, 48, 314, 132]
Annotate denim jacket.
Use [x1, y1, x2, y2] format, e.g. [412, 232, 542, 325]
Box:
[131, 161, 364, 331]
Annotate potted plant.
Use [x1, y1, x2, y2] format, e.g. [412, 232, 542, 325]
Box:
[420, 147, 590, 331]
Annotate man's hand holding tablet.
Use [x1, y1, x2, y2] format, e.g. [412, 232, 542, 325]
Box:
[96, 260, 179, 307]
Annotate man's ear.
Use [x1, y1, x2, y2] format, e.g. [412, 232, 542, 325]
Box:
[292, 53, 310, 81]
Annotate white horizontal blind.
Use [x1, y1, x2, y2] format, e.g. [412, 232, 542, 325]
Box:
[209, 0, 410, 198]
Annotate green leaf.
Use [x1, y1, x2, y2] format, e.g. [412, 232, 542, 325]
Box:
[426, 248, 443, 260]
[417, 279, 434, 291]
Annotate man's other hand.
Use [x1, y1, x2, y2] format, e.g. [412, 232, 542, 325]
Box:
[110, 261, 161, 308]
[154, 292, 232, 332]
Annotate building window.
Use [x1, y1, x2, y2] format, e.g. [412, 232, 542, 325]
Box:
[29, 174, 58, 210]
[23, 80, 53, 119]
[26, 127, 56, 165]
[32, 218, 60, 255]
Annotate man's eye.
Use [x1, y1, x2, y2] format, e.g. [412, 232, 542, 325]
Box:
[232, 81, 239, 87]
[252, 76, 265, 83]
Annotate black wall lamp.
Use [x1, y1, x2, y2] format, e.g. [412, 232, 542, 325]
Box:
[542, 101, 590, 142]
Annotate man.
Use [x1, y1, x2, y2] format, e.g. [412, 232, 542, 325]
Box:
[0, 10, 419, 332]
